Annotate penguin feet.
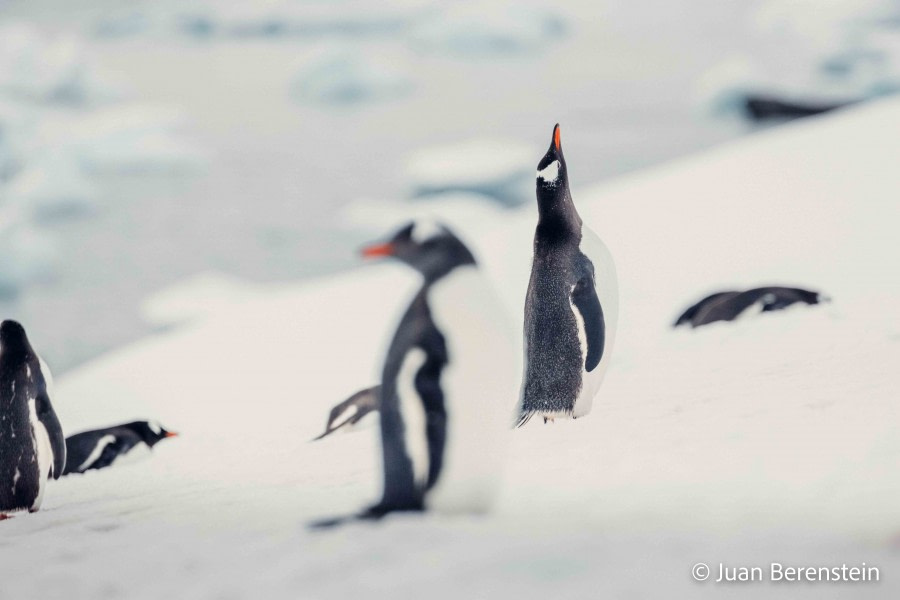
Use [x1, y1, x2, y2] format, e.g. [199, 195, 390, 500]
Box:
[543, 416, 556, 424]
[307, 503, 421, 530]
[0, 514, 13, 521]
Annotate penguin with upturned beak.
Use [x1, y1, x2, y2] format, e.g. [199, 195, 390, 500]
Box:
[517, 125, 619, 426]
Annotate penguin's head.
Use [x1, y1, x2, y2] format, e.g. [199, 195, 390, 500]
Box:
[360, 220, 476, 280]
[130, 420, 178, 447]
[536, 123, 568, 198]
[0, 320, 33, 359]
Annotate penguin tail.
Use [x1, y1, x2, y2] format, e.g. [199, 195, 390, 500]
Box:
[514, 411, 535, 428]
[310, 428, 334, 442]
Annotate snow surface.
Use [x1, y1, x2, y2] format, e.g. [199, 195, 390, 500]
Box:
[291, 50, 414, 107]
[1, 97, 898, 598]
[405, 139, 536, 205]
[0, 21, 205, 299]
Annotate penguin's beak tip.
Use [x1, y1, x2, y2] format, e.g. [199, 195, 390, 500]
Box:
[361, 243, 394, 259]
[165, 431, 179, 438]
[553, 123, 561, 151]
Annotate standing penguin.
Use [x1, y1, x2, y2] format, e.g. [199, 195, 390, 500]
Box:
[0, 320, 65, 518]
[314, 221, 516, 526]
[517, 125, 619, 426]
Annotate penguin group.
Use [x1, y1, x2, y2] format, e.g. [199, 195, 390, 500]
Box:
[3, 122, 825, 526]
[0, 320, 178, 519]
[313, 124, 619, 525]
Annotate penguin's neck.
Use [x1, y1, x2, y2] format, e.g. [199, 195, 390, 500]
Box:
[419, 240, 476, 286]
[536, 187, 582, 241]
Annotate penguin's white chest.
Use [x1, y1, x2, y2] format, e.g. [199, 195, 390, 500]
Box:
[423, 266, 517, 513]
[27, 398, 53, 511]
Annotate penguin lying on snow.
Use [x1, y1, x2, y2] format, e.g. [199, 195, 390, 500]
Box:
[63, 420, 178, 475]
[0, 320, 65, 519]
[313, 386, 379, 441]
[517, 124, 619, 427]
[674, 286, 826, 329]
[312, 221, 517, 526]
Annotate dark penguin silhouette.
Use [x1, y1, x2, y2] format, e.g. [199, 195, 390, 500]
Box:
[313, 386, 380, 441]
[312, 221, 516, 527]
[674, 286, 825, 328]
[743, 94, 852, 122]
[673, 291, 741, 327]
[0, 320, 65, 517]
[63, 420, 178, 475]
[517, 124, 619, 427]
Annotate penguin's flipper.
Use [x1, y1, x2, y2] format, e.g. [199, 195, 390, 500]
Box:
[311, 385, 380, 442]
[571, 276, 605, 372]
[35, 392, 66, 479]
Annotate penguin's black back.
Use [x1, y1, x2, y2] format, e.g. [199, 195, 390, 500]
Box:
[63, 426, 144, 475]
[0, 323, 64, 512]
[692, 286, 822, 327]
[0, 359, 40, 510]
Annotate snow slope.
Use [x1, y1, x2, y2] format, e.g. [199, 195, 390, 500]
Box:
[2, 100, 899, 598]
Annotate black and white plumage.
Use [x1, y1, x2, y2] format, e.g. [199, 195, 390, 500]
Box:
[0, 320, 65, 516]
[313, 221, 516, 526]
[517, 125, 619, 427]
[62, 420, 177, 475]
[313, 386, 380, 441]
[674, 286, 825, 329]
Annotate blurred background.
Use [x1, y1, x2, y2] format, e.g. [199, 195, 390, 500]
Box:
[1, 0, 898, 372]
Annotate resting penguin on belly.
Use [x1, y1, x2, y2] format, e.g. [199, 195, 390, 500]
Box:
[312, 221, 517, 526]
[517, 124, 619, 427]
[63, 420, 178, 475]
[0, 320, 65, 519]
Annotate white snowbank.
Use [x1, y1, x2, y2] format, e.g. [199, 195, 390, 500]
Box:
[405, 139, 536, 204]
[291, 51, 414, 107]
[0, 22, 121, 105]
[37, 105, 208, 174]
[2, 99, 899, 598]
[409, 2, 566, 56]
[700, 1, 900, 118]
[5, 152, 98, 222]
[0, 208, 59, 298]
[174, 0, 431, 39]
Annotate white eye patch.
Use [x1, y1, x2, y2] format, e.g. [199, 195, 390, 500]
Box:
[148, 421, 162, 435]
[410, 220, 444, 243]
[537, 160, 560, 184]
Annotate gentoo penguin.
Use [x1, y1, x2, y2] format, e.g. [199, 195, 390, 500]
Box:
[673, 291, 741, 327]
[517, 124, 619, 426]
[0, 320, 65, 518]
[312, 386, 379, 441]
[313, 221, 516, 526]
[675, 286, 825, 328]
[62, 420, 177, 475]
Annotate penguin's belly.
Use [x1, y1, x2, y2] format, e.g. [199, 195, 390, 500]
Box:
[424, 266, 516, 513]
[522, 288, 585, 415]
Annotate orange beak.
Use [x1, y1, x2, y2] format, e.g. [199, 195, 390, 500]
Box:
[165, 431, 179, 438]
[553, 123, 561, 151]
[361, 243, 394, 258]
